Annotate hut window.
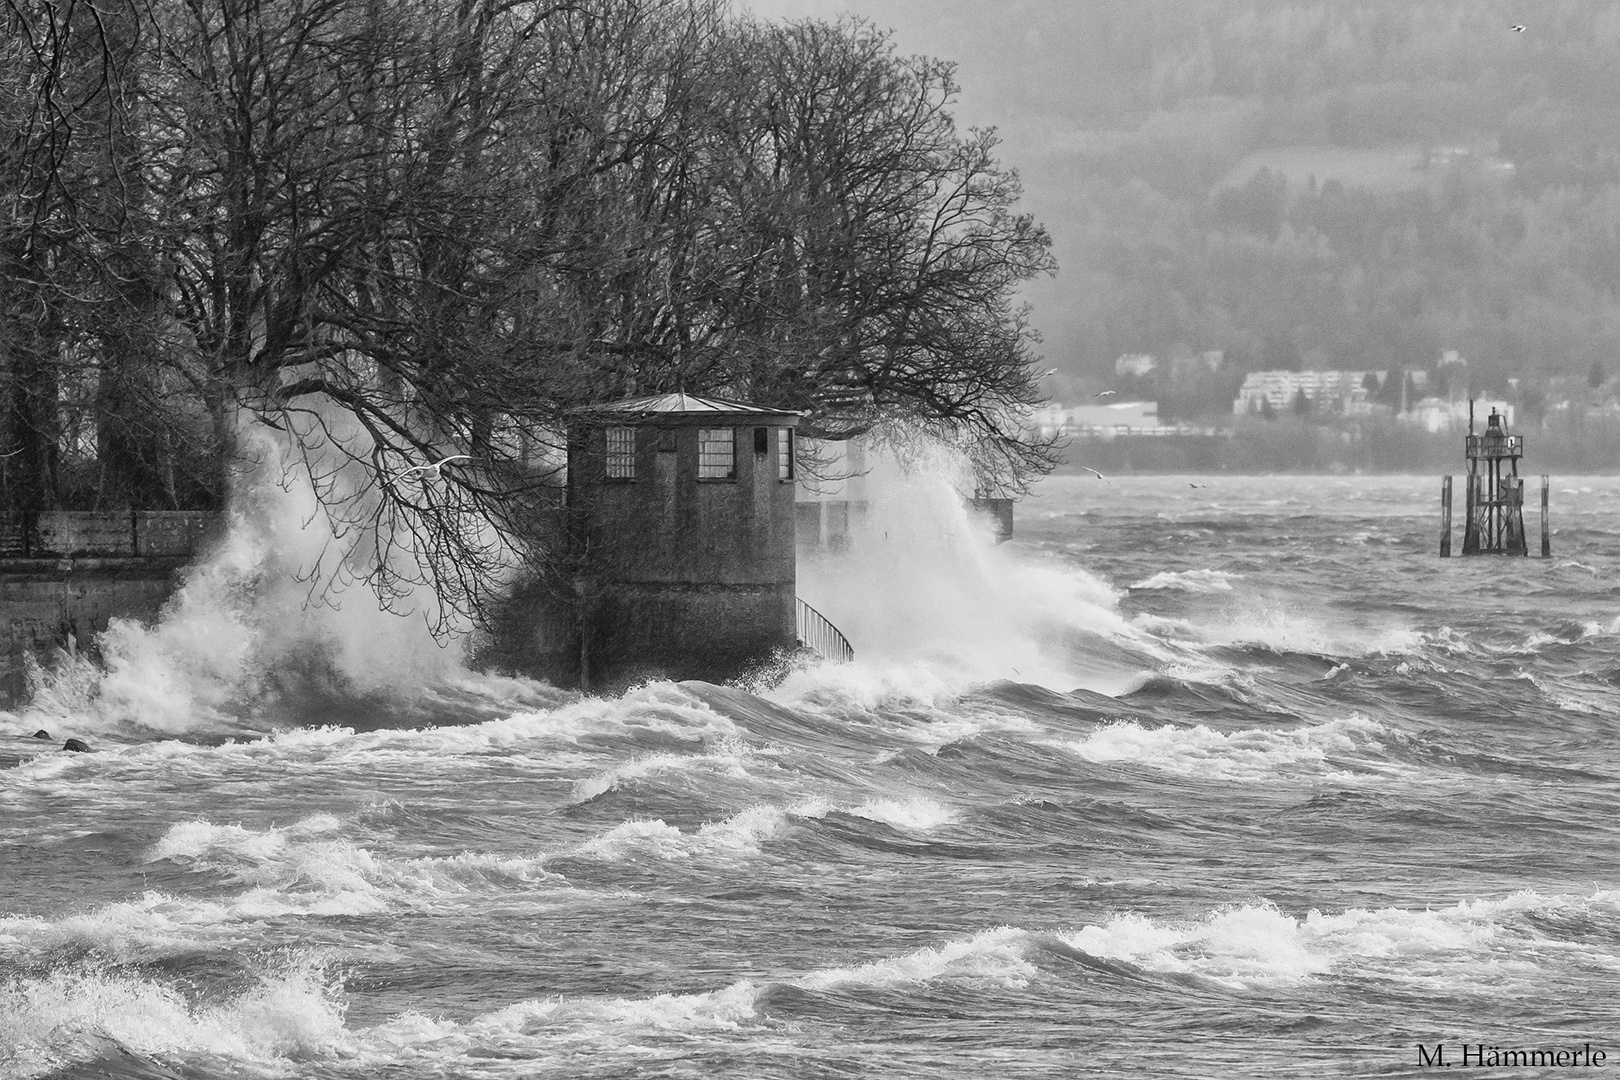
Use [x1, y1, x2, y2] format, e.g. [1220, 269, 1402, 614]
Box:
[778, 428, 794, 480]
[698, 427, 735, 479]
[605, 427, 636, 480]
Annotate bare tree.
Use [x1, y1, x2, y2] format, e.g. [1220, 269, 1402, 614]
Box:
[545, 14, 1060, 490]
[2, 0, 222, 513]
[2, 0, 1059, 628]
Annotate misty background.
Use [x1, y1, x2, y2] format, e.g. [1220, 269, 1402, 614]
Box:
[750, 0, 1620, 467]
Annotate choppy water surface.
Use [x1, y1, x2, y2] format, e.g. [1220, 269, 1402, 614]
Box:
[5, 473, 1620, 1078]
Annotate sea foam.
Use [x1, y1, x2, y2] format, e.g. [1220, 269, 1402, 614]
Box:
[1057, 714, 1392, 782]
[792, 442, 1165, 693]
[143, 815, 559, 915]
[14, 422, 487, 738]
[1129, 568, 1241, 593]
[570, 805, 790, 862]
[1055, 890, 1620, 989]
[0, 953, 351, 1078]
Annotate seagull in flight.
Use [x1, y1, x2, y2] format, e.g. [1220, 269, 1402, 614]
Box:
[1094, 390, 1117, 398]
[1189, 482, 1206, 488]
[398, 454, 471, 481]
[1080, 466, 1111, 485]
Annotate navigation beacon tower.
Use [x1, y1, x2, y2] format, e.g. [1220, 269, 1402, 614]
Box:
[1440, 404, 1548, 558]
[1462, 408, 1527, 555]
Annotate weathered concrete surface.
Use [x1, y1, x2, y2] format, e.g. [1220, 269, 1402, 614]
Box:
[4, 510, 218, 558]
[0, 556, 194, 705]
[483, 402, 800, 691]
[566, 417, 798, 689]
[0, 511, 220, 707]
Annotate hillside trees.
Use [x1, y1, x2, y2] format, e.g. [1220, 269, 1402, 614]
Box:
[0, 0, 1056, 626]
[1040, 2, 1620, 408]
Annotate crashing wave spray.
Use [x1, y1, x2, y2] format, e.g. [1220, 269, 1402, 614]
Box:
[789, 438, 1165, 695]
[15, 421, 486, 736]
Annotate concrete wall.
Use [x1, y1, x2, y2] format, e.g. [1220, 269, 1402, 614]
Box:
[0, 557, 192, 704]
[0, 512, 221, 705]
[794, 499, 867, 552]
[2, 510, 218, 558]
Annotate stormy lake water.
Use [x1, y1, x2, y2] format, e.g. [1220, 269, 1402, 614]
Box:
[4, 472, 1620, 1078]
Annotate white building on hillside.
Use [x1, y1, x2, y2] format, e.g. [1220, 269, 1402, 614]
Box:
[1234, 370, 1381, 416]
[1400, 398, 1514, 434]
[1030, 400, 1224, 438]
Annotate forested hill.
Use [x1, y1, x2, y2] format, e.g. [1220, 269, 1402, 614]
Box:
[999, 0, 1620, 408]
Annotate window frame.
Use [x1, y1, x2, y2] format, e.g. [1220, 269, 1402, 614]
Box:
[778, 428, 794, 481]
[697, 427, 736, 481]
[604, 426, 636, 481]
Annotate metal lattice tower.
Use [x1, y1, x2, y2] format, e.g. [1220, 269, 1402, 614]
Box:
[1461, 408, 1528, 556]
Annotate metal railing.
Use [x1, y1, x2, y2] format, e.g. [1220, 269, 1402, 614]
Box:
[796, 597, 853, 663]
[1465, 432, 1524, 460]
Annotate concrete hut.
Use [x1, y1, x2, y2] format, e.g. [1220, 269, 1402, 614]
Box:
[553, 392, 802, 689]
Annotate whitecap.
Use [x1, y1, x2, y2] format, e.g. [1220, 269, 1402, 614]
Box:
[1058, 889, 1620, 990]
[1055, 714, 1391, 782]
[795, 926, 1035, 991]
[569, 737, 761, 803]
[1128, 568, 1241, 594]
[570, 805, 789, 862]
[847, 796, 959, 830]
[142, 816, 562, 918]
[0, 953, 352, 1077]
[473, 978, 760, 1033]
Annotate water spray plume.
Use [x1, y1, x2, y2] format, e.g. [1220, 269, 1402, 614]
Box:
[789, 440, 1165, 699]
[15, 420, 490, 737]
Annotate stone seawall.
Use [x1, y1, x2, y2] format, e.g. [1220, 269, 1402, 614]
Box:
[0, 558, 194, 705]
[0, 511, 221, 707]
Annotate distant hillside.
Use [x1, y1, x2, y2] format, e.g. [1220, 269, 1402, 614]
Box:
[1216, 145, 1453, 195]
[1018, 0, 1620, 409]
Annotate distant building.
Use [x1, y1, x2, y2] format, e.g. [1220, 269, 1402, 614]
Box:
[1031, 400, 1158, 437]
[1069, 400, 1163, 433]
[1027, 403, 1067, 434]
[793, 435, 870, 551]
[1401, 398, 1513, 434]
[1115, 353, 1156, 378]
[791, 434, 1013, 548]
[1233, 370, 1380, 416]
[1029, 400, 1225, 439]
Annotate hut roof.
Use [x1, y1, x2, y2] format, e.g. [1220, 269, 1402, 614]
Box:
[583, 393, 801, 423]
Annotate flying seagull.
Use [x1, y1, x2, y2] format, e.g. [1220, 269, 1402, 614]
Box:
[1094, 390, 1117, 399]
[1510, 23, 1525, 31]
[1080, 466, 1111, 485]
[398, 454, 471, 481]
[1189, 482, 1206, 488]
